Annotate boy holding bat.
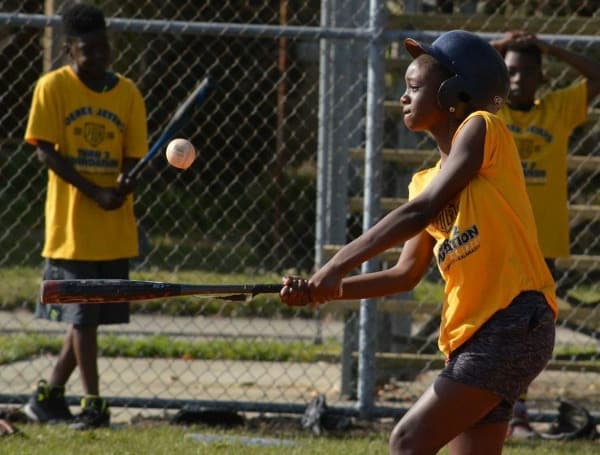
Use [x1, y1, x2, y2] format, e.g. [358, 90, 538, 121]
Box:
[281, 30, 556, 454]
[23, 3, 147, 430]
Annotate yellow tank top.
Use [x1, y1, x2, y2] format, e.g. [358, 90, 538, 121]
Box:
[498, 82, 588, 258]
[409, 111, 557, 357]
[24, 66, 148, 260]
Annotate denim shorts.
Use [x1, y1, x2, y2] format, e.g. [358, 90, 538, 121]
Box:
[37, 258, 130, 326]
[439, 291, 555, 424]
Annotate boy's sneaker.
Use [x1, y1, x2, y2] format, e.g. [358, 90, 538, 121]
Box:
[23, 380, 73, 423]
[69, 396, 110, 431]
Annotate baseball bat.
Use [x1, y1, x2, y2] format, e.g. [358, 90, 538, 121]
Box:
[124, 75, 215, 184]
[41, 279, 282, 304]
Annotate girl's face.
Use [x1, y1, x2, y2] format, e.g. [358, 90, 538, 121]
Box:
[400, 55, 448, 132]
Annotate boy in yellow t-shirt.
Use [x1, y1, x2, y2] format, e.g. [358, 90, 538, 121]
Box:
[23, 3, 147, 430]
[493, 31, 600, 266]
[280, 30, 556, 455]
[491, 31, 600, 439]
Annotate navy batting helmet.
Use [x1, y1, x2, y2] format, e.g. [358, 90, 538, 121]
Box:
[404, 30, 509, 112]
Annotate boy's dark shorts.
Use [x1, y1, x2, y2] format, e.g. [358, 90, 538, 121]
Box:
[37, 258, 130, 326]
[440, 291, 555, 425]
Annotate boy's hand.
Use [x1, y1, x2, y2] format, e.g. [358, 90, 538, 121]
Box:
[116, 172, 135, 195]
[509, 32, 549, 54]
[92, 187, 125, 210]
[493, 30, 542, 54]
[499, 31, 549, 55]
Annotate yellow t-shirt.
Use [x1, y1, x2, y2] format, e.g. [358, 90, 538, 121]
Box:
[498, 81, 588, 258]
[409, 111, 557, 358]
[24, 66, 148, 260]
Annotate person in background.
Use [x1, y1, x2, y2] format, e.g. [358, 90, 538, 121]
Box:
[23, 3, 148, 430]
[491, 30, 600, 439]
[281, 30, 556, 455]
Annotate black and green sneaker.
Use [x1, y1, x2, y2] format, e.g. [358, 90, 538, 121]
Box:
[69, 395, 110, 430]
[23, 380, 73, 423]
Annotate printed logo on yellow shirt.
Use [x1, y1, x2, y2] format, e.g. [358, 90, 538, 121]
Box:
[521, 160, 547, 184]
[437, 224, 480, 272]
[69, 149, 119, 171]
[505, 127, 551, 185]
[431, 200, 459, 235]
[65, 106, 124, 174]
[83, 122, 106, 146]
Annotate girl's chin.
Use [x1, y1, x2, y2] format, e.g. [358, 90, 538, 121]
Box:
[403, 119, 419, 131]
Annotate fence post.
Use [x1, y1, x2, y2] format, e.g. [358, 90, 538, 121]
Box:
[315, 0, 333, 271]
[357, 0, 385, 419]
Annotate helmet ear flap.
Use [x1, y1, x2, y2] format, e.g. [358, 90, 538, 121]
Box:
[438, 75, 471, 112]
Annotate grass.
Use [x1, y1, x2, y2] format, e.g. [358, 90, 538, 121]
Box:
[1, 423, 599, 454]
[0, 334, 342, 366]
[1, 332, 598, 367]
[567, 284, 600, 305]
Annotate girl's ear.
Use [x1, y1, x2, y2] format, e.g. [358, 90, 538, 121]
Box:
[438, 75, 470, 111]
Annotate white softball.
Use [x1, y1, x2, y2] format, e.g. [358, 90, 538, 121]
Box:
[165, 138, 196, 169]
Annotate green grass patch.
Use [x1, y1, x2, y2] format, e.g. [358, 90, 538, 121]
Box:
[2, 333, 598, 366]
[0, 334, 341, 366]
[567, 285, 600, 305]
[553, 344, 600, 361]
[0, 266, 44, 308]
[413, 279, 444, 304]
[1, 423, 600, 455]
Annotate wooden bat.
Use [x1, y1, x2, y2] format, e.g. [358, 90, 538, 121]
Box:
[41, 279, 282, 304]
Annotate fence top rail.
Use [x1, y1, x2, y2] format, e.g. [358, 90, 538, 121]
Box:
[3, 13, 598, 46]
[385, 30, 600, 46]
[0, 13, 373, 40]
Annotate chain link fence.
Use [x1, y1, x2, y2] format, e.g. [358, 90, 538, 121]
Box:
[0, 0, 598, 423]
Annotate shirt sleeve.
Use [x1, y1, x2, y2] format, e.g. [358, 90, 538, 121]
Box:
[24, 75, 61, 147]
[550, 80, 588, 131]
[123, 82, 148, 159]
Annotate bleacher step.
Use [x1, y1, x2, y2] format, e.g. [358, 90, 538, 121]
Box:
[350, 147, 600, 172]
[386, 13, 600, 36]
[349, 197, 600, 222]
[317, 352, 600, 373]
[324, 244, 600, 272]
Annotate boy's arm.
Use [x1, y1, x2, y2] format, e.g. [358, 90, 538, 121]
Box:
[492, 31, 600, 103]
[116, 157, 141, 195]
[490, 30, 528, 54]
[36, 140, 125, 210]
[539, 39, 600, 104]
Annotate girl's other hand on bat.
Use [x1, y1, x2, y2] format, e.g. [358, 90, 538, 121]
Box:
[280, 276, 313, 307]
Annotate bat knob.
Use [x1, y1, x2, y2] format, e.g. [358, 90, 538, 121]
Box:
[117, 173, 136, 195]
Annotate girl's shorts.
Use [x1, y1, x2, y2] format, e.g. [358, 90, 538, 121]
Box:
[440, 291, 555, 424]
